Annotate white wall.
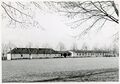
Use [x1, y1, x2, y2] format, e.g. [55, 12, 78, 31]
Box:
[10, 54, 61, 60]
[68, 51, 112, 57]
[7, 54, 11, 60]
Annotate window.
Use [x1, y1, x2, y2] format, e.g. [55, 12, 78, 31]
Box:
[91, 53, 93, 55]
[21, 54, 23, 57]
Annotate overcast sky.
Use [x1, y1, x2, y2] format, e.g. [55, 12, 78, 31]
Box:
[1, 1, 119, 50]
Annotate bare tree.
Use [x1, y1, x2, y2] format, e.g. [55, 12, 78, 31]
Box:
[42, 43, 51, 48]
[2, 43, 8, 57]
[112, 44, 119, 56]
[81, 43, 88, 50]
[34, 44, 40, 48]
[57, 42, 66, 51]
[1, 2, 45, 30]
[92, 44, 100, 51]
[7, 42, 16, 51]
[71, 42, 78, 50]
[92, 47, 100, 51]
[112, 38, 119, 55]
[25, 42, 33, 59]
[35, 1, 119, 39]
[2, 42, 16, 57]
[26, 42, 33, 48]
[1, 1, 119, 38]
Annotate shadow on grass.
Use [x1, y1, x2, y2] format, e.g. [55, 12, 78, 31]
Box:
[3, 68, 119, 82]
[30, 68, 119, 82]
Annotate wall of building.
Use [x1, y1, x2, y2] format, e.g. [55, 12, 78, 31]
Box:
[69, 51, 116, 58]
[10, 54, 61, 60]
[7, 54, 11, 60]
[31, 54, 61, 59]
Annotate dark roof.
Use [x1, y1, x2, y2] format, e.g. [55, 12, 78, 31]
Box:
[8, 48, 59, 54]
[70, 50, 110, 53]
[57, 51, 71, 54]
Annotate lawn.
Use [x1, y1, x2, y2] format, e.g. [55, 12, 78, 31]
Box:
[2, 57, 119, 82]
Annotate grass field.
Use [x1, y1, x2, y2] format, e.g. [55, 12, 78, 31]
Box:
[2, 57, 119, 82]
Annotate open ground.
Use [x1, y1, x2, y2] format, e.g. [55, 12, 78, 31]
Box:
[2, 57, 119, 82]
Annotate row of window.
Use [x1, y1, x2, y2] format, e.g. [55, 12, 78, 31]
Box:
[76, 53, 110, 56]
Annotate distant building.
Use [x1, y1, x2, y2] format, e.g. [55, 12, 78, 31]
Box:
[57, 51, 71, 58]
[69, 50, 116, 57]
[6, 48, 117, 60]
[7, 48, 61, 60]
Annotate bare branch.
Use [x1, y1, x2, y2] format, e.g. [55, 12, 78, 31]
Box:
[77, 18, 102, 38]
[91, 1, 118, 24]
[111, 1, 119, 16]
[97, 19, 107, 32]
[98, 1, 107, 14]
[1, 5, 23, 23]
[2, 2, 32, 18]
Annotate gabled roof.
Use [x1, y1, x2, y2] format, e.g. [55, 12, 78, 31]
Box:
[8, 48, 59, 54]
[57, 51, 71, 54]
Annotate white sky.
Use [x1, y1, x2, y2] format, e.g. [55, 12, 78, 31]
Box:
[1, 2, 119, 50]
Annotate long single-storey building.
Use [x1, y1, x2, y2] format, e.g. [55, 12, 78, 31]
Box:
[69, 50, 116, 57]
[6, 48, 117, 60]
[7, 48, 62, 60]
